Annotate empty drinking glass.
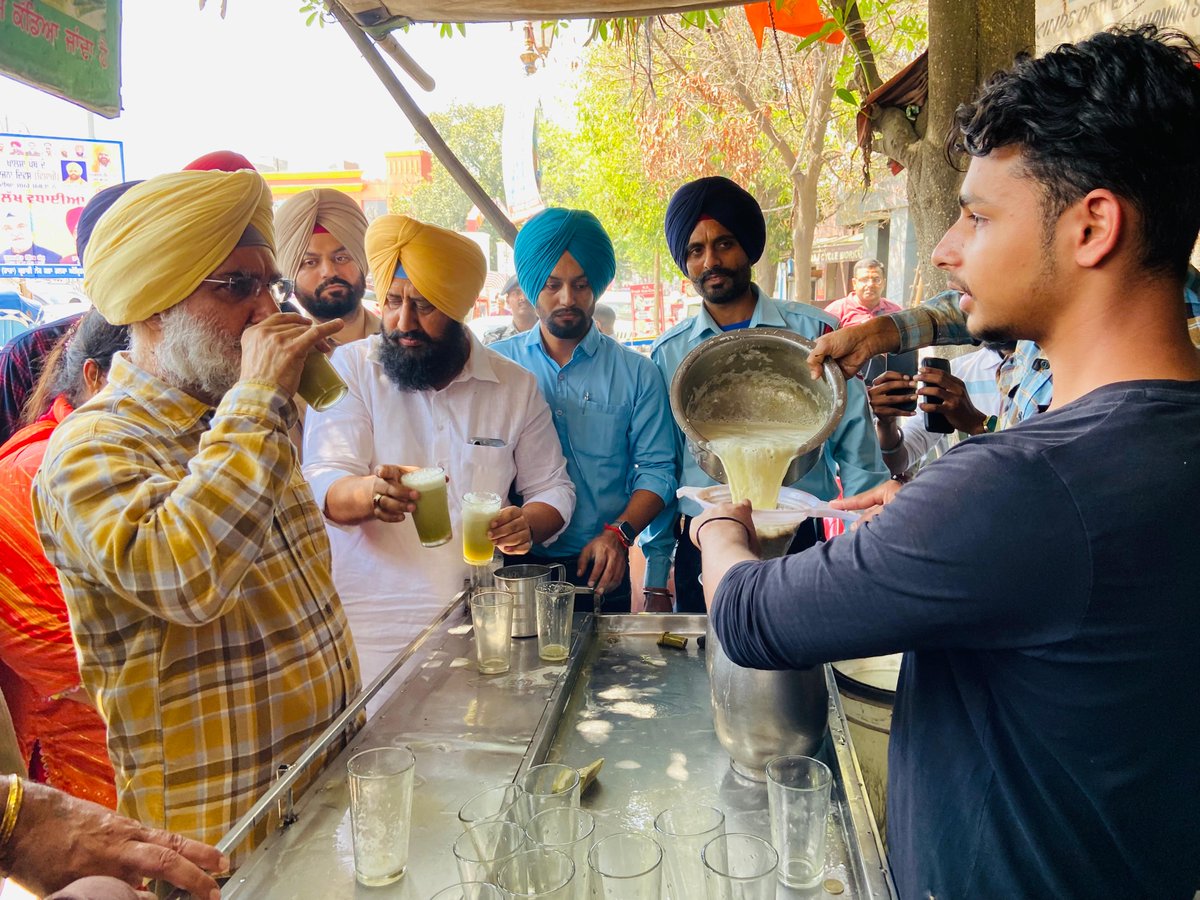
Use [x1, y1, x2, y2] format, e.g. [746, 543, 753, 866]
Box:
[765, 754, 833, 888]
[701, 833, 778, 900]
[535, 581, 575, 662]
[496, 846, 576, 899]
[346, 745, 416, 887]
[453, 820, 527, 885]
[654, 804, 726, 900]
[586, 832, 663, 899]
[458, 783, 526, 831]
[470, 590, 514, 674]
[519, 763, 580, 822]
[525, 806, 596, 899]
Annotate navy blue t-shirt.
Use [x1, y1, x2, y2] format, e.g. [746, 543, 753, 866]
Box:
[713, 379, 1200, 899]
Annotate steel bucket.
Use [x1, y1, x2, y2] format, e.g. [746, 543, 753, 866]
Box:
[669, 328, 847, 487]
[493, 564, 565, 638]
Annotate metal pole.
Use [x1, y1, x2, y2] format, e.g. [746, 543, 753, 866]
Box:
[328, 1, 519, 248]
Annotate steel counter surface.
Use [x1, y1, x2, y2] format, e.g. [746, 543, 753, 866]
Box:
[223, 600, 575, 899]
[222, 611, 894, 899]
[543, 615, 894, 900]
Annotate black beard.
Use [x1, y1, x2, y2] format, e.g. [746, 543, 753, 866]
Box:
[379, 320, 471, 391]
[692, 263, 753, 305]
[545, 311, 591, 340]
[295, 273, 366, 320]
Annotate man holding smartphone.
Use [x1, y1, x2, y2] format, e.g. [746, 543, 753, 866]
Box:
[870, 346, 1008, 478]
[691, 28, 1200, 898]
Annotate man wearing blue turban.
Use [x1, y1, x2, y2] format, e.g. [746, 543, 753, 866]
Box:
[644, 177, 889, 613]
[492, 208, 676, 612]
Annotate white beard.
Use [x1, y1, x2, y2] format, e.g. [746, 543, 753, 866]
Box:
[154, 304, 241, 401]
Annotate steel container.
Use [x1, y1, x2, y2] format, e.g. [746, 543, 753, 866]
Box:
[669, 328, 847, 486]
[493, 564, 566, 638]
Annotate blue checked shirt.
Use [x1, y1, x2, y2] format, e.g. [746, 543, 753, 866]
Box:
[640, 288, 889, 587]
[891, 268, 1200, 430]
[490, 323, 676, 559]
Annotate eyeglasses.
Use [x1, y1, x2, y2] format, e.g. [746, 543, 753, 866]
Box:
[200, 274, 294, 304]
[854, 274, 883, 284]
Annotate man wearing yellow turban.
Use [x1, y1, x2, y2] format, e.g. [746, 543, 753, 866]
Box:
[32, 169, 361, 859]
[303, 215, 575, 692]
[275, 188, 380, 345]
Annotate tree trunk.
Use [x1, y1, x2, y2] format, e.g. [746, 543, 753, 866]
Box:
[875, 0, 1035, 296]
[756, 256, 779, 298]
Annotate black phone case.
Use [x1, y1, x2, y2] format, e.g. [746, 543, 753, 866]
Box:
[921, 356, 955, 434]
[886, 351, 919, 413]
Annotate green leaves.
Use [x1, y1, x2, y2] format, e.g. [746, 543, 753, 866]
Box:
[835, 87, 859, 106]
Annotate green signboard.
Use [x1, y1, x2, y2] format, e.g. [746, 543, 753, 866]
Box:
[0, 0, 121, 118]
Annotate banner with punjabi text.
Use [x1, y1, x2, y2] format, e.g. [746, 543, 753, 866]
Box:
[1, 132, 126, 279]
[0, 0, 121, 118]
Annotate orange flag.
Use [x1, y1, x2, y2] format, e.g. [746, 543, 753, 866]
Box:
[744, 1, 845, 49]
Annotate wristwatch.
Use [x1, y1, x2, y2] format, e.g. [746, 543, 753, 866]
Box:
[606, 520, 637, 548]
[982, 415, 999, 433]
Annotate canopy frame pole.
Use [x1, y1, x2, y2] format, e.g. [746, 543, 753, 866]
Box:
[329, 1, 519, 247]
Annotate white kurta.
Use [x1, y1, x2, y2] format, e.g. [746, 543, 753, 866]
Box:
[303, 333, 575, 688]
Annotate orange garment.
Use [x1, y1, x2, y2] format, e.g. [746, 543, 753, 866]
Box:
[0, 394, 116, 807]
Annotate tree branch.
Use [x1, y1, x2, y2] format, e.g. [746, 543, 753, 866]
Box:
[873, 105, 920, 168]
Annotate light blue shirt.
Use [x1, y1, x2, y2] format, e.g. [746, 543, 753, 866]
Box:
[491, 323, 677, 558]
[639, 287, 889, 586]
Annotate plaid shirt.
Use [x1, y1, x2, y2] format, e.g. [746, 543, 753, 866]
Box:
[32, 353, 360, 858]
[891, 271, 1200, 429]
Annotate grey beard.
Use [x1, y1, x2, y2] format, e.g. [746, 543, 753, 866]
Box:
[154, 304, 241, 401]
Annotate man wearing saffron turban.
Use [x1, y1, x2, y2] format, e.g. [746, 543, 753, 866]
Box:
[303, 214, 575, 691]
[491, 208, 675, 612]
[275, 188, 380, 345]
[644, 176, 888, 612]
[31, 168, 361, 859]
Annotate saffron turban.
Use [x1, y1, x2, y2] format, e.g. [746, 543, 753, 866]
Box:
[514, 208, 615, 304]
[75, 180, 142, 261]
[364, 214, 486, 322]
[82, 170, 275, 326]
[664, 176, 766, 273]
[274, 189, 370, 282]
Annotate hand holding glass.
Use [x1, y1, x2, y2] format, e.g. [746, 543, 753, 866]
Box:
[400, 466, 451, 547]
[462, 491, 503, 565]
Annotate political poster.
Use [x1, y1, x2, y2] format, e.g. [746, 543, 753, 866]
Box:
[1, 132, 125, 279]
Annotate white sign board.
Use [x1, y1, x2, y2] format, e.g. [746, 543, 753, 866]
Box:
[1036, 0, 1200, 51]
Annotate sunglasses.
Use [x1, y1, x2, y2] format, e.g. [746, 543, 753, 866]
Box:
[201, 274, 295, 304]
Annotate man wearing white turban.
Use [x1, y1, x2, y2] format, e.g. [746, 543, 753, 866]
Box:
[275, 188, 380, 345]
[31, 169, 361, 859]
[303, 215, 575, 692]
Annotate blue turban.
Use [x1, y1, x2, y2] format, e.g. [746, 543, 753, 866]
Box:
[515, 208, 616, 304]
[664, 176, 766, 274]
[76, 180, 143, 261]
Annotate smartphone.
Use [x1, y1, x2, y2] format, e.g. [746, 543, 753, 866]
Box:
[885, 351, 919, 413]
[921, 356, 954, 434]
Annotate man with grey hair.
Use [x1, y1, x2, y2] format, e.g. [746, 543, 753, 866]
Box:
[824, 257, 900, 329]
[32, 169, 360, 859]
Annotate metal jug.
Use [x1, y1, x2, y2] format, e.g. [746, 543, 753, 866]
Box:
[706, 620, 828, 781]
[493, 564, 566, 638]
[702, 514, 829, 782]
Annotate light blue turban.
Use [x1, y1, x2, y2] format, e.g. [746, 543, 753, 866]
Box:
[514, 208, 616, 304]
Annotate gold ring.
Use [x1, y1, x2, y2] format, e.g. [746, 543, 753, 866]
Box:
[372, 492, 384, 510]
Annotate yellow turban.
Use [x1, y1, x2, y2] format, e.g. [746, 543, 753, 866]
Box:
[274, 189, 369, 282]
[365, 214, 486, 322]
[82, 169, 275, 326]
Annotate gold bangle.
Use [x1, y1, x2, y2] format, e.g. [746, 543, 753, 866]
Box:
[0, 774, 24, 854]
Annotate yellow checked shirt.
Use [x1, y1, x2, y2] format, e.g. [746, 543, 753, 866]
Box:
[32, 353, 361, 858]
